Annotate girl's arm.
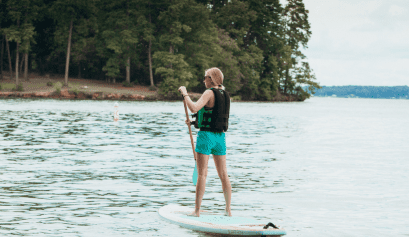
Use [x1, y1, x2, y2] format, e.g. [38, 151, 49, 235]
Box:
[183, 90, 213, 113]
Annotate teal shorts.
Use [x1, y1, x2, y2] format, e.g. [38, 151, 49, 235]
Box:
[195, 131, 226, 156]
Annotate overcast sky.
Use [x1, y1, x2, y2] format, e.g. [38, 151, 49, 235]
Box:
[283, 0, 409, 86]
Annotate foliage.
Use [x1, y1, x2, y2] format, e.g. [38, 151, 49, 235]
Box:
[69, 86, 80, 95]
[293, 61, 321, 99]
[12, 83, 24, 91]
[2, 0, 39, 50]
[152, 0, 199, 97]
[280, 0, 320, 100]
[47, 81, 53, 86]
[231, 95, 241, 101]
[122, 81, 134, 87]
[154, 51, 193, 97]
[2, 23, 36, 51]
[149, 85, 157, 91]
[54, 82, 62, 94]
[0, 0, 320, 101]
[0, 83, 15, 90]
[97, 0, 141, 82]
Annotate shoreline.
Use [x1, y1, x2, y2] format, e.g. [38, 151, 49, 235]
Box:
[0, 73, 302, 102]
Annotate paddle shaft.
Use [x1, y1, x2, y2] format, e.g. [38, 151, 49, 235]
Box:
[183, 99, 196, 160]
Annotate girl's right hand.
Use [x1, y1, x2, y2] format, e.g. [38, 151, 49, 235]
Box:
[178, 86, 187, 96]
[185, 119, 191, 126]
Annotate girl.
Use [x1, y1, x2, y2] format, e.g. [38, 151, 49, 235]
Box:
[178, 67, 232, 217]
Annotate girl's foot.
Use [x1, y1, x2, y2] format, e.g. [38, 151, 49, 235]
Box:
[224, 209, 232, 217]
[188, 210, 200, 217]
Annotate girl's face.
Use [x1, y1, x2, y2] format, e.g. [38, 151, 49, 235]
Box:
[203, 75, 213, 88]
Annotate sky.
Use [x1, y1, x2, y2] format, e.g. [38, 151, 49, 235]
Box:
[282, 0, 409, 86]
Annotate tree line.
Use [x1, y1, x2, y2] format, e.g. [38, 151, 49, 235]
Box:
[0, 0, 320, 100]
[313, 86, 409, 99]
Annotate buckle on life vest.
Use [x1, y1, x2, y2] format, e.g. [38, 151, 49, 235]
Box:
[191, 113, 199, 128]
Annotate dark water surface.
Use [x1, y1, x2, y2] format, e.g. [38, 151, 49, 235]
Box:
[1, 98, 408, 236]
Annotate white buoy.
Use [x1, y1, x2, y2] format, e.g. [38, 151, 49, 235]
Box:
[114, 102, 119, 122]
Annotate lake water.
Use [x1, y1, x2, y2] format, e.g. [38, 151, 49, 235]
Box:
[1, 97, 408, 237]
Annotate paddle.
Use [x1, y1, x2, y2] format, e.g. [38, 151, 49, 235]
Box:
[182, 97, 198, 185]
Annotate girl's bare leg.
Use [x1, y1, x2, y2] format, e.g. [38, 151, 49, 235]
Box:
[213, 154, 232, 216]
[190, 152, 209, 217]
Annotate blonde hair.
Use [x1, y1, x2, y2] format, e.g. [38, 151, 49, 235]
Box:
[205, 67, 224, 86]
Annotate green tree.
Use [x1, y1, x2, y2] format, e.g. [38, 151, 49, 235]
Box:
[135, 0, 157, 87]
[245, 0, 285, 100]
[153, 0, 198, 97]
[70, 18, 98, 79]
[173, 1, 239, 93]
[189, 0, 264, 97]
[30, 0, 54, 76]
[208, 0, 284, 100]
[2, 0, 37, 85]
[97, 0, 140, 84]
[282, 0, 320, 99]
[0, 0, 319, 101]
[50, 0, 96, 86]
[293, 61, 320, 99]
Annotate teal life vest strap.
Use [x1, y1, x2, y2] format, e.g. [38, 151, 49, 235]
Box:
[193, 106, 213, 129]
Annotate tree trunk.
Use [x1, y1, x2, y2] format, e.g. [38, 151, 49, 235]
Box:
[148, 8, 154, 87]
[16, 19, 20, 86]
[126, 56, 130, 83]
[125, 1, 130, 84]
[64, 20, 73, 87]
[19, 53, 24, 75]
[24, 52, 29, 81]
[6, 36, 12, 79]
[284, 66, 289, 94]
[1, 35, 4, 80]
[78, 61, 81, 78]
[16, 42, 19, 86]
[148, 38, 154, 87]
[22, 15, 28, 81]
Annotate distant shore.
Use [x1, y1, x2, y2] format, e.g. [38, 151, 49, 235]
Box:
[312, 85, 409, 99]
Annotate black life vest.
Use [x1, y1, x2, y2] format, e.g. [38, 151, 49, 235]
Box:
[192, 88, 230, 132]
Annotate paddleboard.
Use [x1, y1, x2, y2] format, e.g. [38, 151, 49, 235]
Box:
[158, 204, 286, 236]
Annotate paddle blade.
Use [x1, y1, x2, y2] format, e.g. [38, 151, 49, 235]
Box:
[192, 161, 198, 186]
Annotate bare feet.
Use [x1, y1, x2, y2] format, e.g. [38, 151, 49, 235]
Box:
[188, 209, 230, 217]
[188, 210, 200, 217]
[224, 209, 232, 217]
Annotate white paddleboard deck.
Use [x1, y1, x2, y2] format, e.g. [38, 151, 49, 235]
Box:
[159, 204, 286, 236]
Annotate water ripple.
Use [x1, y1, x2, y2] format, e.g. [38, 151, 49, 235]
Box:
[1, 98, 408, 236]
